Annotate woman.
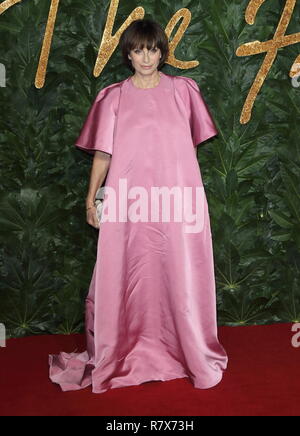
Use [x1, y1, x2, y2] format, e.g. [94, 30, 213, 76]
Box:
[49, 19, 228, 394]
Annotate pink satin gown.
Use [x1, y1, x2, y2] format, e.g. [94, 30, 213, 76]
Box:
[48, 72, 228, 393]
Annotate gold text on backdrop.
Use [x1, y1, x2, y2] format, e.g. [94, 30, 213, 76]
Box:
[0, 0, 198, 89]
[236, 0, 300, 124]
[2, 0, 299, 124]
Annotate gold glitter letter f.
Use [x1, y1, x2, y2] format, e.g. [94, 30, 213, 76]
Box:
[236, 0, 300, 124]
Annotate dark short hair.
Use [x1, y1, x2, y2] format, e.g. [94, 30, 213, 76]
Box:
[119, 19, 169, 72]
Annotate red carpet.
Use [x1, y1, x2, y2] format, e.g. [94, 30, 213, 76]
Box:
[0, 322, 299, 416]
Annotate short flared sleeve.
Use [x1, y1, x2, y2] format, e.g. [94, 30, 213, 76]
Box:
[74, 83, 121, 156]
[175, 76, 218, 147]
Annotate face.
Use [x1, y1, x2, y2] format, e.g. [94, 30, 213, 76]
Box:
[128, 45, 162, 74]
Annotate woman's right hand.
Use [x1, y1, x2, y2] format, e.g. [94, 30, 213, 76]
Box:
[86, 205, 100, 229]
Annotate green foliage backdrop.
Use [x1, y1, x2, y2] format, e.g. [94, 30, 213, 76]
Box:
[1, 0, 300, 339]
